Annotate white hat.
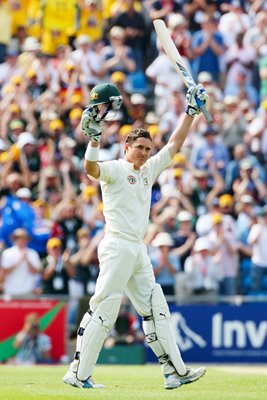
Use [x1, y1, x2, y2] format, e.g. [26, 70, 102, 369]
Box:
[75, 34, 92, 47]
[240, 195, 254, 204]
[194, 237, 211, 252]
[59, 137, 76, 150]
[168, 13, 186, 29]
[198, 71, 212, 83]
[0, 138, 8, 151]
[130, 93, 146, 105]
[152, 232, 174, 247]
[23, 37, 40, 52]
[177, 210, 193, 222]
[17, 132, 37, 148]
[16, 187, 32, 199]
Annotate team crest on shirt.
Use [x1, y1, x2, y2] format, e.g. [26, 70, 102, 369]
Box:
[127, 175, 137, 184]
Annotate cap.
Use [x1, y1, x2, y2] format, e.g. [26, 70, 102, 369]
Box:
[173, 152, 186, 165]
[144, 111, 159, 125]
[49, 119, 64, 131]
[109, 26, 125, 39]
[46, 237, 62, 250]
[240, 194, 254, 204]
[152, 232, 174, 247]
[194, 237, 211, 252]
[9, 103, 20, 113]
[9, 119, 24, 130]
[75, 34, 92, 47]
[198, 71, 212, 83]
[177, 210, 193, 222]
[64, 61, 76, 71]
[130, 93, 146, 105]
[23, 37, 40, 52]
[70, 93, 82, 104]
[11, 228, 30, 240]
[119, 125, 132, 136]
[224, 95, 239, 106]
[59, 137, 76, 149]
[147, 124, 160, 136]
[240, 158, 253, 170]
[111, 71, 126, 83]
[219, 194, 233, 208]
[83, 185, 97, 198]
[211, 212, 223, 225]
[173, 168, 183, 178]
[11, 75, 23, 85]
[194, 169, 208, 178]
[16, 187, 32, 199]
[26, 69, 37, 79]
[69, 107, 82, 120]
[168, 13, 186, 29]
[44, 166, 58, 178]
[17, 132, 37, 148]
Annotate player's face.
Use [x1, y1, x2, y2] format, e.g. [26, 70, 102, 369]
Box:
[125, 137, 152, 169]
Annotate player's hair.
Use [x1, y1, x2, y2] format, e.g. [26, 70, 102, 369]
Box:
[125, 128, 152, 144]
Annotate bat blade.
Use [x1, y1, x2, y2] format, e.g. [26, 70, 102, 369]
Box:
[153, 19, 213, 123]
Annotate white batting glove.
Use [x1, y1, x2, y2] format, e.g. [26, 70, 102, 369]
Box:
[81, 108, 103, 142]
[186, 84, 208, 117]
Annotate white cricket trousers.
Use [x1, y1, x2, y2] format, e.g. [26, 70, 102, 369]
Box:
[89, 234, 156, 316]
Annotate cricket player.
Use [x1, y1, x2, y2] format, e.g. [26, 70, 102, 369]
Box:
[63, 82, 208, 389]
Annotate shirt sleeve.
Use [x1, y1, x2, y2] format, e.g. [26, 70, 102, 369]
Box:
[98, 160, 121, 184]
[145, 146, 172, 183]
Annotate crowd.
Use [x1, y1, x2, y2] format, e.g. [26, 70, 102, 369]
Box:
[1, 0, 267, 333]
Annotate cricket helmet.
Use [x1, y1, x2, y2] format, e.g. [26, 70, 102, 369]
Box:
[88, 83, 123, 119]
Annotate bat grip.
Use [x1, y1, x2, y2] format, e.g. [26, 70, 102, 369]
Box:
[196, 98, 213, 123]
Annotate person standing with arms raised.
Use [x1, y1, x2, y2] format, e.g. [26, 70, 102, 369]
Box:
[63, 81, 208, 389]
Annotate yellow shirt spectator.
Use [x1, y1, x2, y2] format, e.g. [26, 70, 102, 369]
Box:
[0, 0, 12, 45]
[77, 0, 104, 42]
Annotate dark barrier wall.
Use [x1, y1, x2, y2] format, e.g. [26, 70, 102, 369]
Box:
[146, 302, 267, 364]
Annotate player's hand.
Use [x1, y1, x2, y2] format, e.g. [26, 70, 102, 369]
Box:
[81, 108, 103, 142]
[186, 84, 208, 117]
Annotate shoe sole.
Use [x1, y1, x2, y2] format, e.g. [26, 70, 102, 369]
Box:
[165, 368, 206, 390]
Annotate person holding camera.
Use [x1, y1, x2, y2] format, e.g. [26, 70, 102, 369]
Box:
[12, 312, 53, 365]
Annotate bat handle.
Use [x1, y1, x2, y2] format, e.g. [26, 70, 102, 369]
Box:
[196, 98, 213, 123]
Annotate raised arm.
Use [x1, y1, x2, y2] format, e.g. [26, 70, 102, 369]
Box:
[167, 85, 208, 158]
[81, 83, 123, 179]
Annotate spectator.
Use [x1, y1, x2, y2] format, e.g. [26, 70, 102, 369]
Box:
[208, 212, 239, 296]
[104, 295, 144, 348]
[112, 0, 148, 71]
[12, 312, 53, 365]
[190, 124, 230, 177]
[185, 168, 224, 217]
[247, 205, 267, 293]
[191, 14, 226, 83]
[150, 232, 180, 296]
[41, 237, 74, 295]
[1, 228, 42, 296]
[101, 26, 136, 78]
[184, 236, 219, 296]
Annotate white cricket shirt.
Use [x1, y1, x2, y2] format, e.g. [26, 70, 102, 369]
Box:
[95, 146, 172, 241]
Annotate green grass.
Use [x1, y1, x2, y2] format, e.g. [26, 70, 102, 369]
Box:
[0, 364, 266, 400]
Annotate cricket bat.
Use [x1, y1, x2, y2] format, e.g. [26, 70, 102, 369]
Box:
[153, 19, 213, 123]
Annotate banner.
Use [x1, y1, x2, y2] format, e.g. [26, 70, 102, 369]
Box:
[0, 299, 67, 362]
[146, 302, 267, 363]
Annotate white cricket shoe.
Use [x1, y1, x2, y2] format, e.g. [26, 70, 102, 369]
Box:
[164, 367, 206, 389]
[63, 369, 105, 389]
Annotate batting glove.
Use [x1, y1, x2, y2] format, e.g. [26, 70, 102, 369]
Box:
[81, 108, 103, 142]
[186, 84, 208, 117]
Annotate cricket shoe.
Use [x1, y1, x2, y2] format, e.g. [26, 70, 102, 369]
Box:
[164, 367, 206, 389]
[63, 369, 104, 389]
